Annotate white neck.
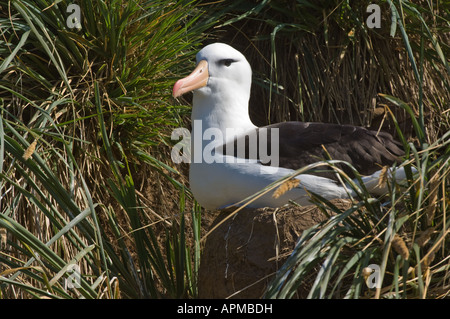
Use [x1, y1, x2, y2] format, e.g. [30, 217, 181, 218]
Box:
[190, 86, 256, 164]
[191, 88, 255, 139]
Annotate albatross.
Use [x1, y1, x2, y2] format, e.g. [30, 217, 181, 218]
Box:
[173, 43, 407, 210]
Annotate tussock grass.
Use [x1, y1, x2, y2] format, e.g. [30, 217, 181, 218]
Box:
[0, 0, 211, 298]
[0, 0, 448, 299]
[213, 0, 449, 299]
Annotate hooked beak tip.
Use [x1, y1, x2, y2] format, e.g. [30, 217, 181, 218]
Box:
[172, 60, 209, 98]
[172, 80, 184, 98]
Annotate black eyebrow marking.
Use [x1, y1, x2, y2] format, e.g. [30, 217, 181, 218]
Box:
[219, 59, 237, 67]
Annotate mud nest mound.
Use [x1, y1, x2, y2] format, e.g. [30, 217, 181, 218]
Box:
[198, 199, 353, 298]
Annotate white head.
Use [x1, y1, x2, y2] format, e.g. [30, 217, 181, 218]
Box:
[173, 43, 256, 145]
[173, 43, 252, 101]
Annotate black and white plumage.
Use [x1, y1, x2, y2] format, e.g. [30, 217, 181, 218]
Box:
[173, 43, 406, 210]
[223, 122, 404, 181]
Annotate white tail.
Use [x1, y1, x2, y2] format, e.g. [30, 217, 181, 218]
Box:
[357, 166, 413, 196]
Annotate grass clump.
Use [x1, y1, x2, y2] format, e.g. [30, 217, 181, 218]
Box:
[0, 0, 210, 298]
[0, 0, 448, 299]
[213, 0, 449, 299]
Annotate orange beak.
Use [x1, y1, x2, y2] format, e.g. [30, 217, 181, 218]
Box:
[172, 60, 209, 98]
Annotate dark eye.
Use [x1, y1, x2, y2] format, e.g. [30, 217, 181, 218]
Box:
[220, 59, 235, 67]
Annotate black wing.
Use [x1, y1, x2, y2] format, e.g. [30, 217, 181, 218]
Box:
[222, 121, 404, 180]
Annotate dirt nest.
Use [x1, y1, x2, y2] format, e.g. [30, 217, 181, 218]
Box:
[198, 199, 353, 298]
